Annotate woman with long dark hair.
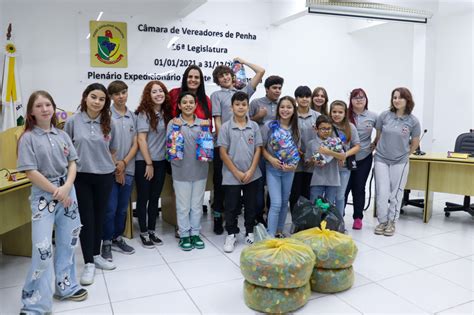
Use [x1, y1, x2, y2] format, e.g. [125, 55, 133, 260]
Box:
[64, 83, 118, 285]
[135, 80, 173, 248]
[261, 96, 300, 237]
[169, 65, 212, 127]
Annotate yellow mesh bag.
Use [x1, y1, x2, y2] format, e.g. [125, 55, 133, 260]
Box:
[243, 280, 310, 314]
[310, 266, 354, 293]
[291, 221, 358, 269]
[240, 238, 315, 289]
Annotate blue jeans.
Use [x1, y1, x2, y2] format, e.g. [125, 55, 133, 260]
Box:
[173, 179, 207, 237]
[103, 175, 134, 241]
[21, 182, 82, 314]
[336, 169, 351, 217]
[266, 164, 295, 237]
[310, 185, 338, 206]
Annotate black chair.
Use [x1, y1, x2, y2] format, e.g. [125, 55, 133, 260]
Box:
[444, 130, 474, 217]
[402, 189, 424, 214]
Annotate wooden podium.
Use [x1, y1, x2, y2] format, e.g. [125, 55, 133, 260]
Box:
[1, 126, 32, 256]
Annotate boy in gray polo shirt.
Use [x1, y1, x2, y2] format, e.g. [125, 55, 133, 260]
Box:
[101, 81, 138, 262]
[306, 115, 346, 205]
[249, 75, 284, 224]
[211, 57, 265, 235]
[249, 75, 284, 126]
[217, 91, 263, 253]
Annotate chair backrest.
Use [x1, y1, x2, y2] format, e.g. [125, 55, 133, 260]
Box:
[454, 131, 474, 154]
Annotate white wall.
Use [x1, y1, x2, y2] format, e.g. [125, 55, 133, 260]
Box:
[1, 0, 414, 115]
[0, 0, 472, 154]
[264, 14, 414, 115]
[432, 4, 473, 151]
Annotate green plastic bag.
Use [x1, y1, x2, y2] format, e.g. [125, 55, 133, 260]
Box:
[292, 221, 358, 269]
[244, 280, 310, 314]
[240, 238, 315, 289]
[310, 266, 354, 293]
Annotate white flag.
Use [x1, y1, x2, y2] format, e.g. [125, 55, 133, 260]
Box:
[1, 41, 24, 132]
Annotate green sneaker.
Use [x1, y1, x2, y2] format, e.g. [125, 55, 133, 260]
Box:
[191, 235, 205, 249]
[179, 237, 193, 251]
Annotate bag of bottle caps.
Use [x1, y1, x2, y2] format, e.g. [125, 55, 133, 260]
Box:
[269, 121, 300, 166]
[232, 60, 247, 90]
[196, 125, 214, 162]
[312, 137, 343, 164]
[166, 124, 184, 161]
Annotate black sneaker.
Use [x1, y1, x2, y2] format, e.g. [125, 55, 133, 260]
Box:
[101, 243, 113, 262]
[54, 288, 88, 301]
[148, 231, 163, 246]
[112, 238, 135, 255]
[213, 216, 224, 235]
[140, 233, 154, 249]
[275, 232, 286, 239]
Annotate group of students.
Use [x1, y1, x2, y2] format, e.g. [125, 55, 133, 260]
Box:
[16, 58, 420, 314]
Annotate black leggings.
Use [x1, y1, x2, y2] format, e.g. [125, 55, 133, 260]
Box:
[135, 160, 166, 233]
[345, 154, 373, 219]
[75, 172, 114, 264]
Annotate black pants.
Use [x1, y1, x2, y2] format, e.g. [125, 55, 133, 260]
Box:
[75, 172, 114, 264]
[289, 172, 313, 212]
[212, 148, 225, 213]
[135, 160, 166, 233]
[345, 154, 373, 219]
[224, 179, 259, 235]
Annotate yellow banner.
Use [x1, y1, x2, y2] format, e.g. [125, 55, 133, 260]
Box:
[90, 21, 128, 68]
[5, 57, 17, 102]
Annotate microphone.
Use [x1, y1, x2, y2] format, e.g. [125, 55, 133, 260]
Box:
[414, 129, 428, 156]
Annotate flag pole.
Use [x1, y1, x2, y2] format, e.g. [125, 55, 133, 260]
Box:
[6, 23, 11, 40]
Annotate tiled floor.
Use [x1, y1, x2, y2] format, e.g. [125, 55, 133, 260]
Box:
[1, 193, 473, 314]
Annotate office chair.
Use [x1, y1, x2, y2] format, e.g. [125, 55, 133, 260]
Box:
[402, 189, 424, 214]
[444, 130, 474, 217]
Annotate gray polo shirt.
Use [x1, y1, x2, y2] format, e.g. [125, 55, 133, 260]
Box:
[297, 109, 320, 173]
[64, 111, 118, 174]
[375, 110, 421, 165]
[167, 116, 209, 182]
[249, 96, 278, 126]
[136, 111, 166, 162]
[306, 135, 340, 187]
[211, 85, 255, 124]
[334, 123, 360, 170]
[353, 110, 378, 161]
[111, 106, 137, 176]
[17, 126, 78, 181]
[217, 117, 263, 185]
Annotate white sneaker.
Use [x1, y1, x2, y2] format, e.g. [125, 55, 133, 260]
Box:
[94, 255, 116, 270]
[80, 263, 95, 286]
[245, 233, 255, 245]
[223, 234, 236, 253]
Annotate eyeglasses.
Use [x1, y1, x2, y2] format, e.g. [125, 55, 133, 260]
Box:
[353, 96, 366, 100]
[318, 127, 332, 132]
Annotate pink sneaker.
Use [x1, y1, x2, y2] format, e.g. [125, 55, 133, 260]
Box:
[352, 218, 363, 230]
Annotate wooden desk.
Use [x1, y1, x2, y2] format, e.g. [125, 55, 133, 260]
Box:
[400, 153, 474, 222]
[0, 177, 32, 256]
